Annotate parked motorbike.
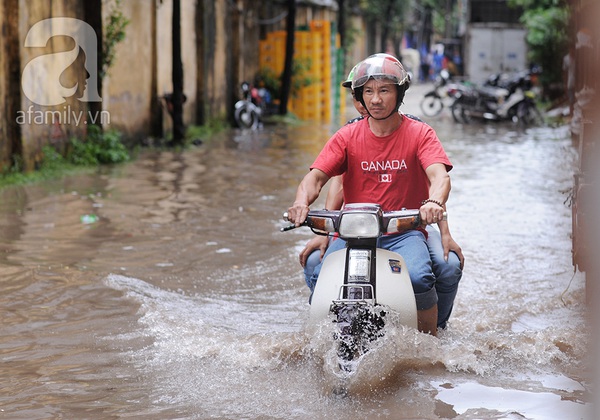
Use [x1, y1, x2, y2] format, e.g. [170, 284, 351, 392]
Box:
[234, 82, 272, 129]
[450, 70, 543, 125]
[419, 69, 464, 117]
[282, 204, 436, 374]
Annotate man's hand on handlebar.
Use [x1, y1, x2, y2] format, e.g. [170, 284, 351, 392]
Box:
[287, 201, 310, 227]
[419, 201, 446, 226]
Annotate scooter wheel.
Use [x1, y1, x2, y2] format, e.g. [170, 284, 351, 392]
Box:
[419, 95, 443, 117]
[450, 100, 470, 124]
[234, 105, 260, 129]
[515, 101, 544, 126]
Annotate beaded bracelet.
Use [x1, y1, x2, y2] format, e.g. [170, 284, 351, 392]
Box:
[421, 198, 444, 208]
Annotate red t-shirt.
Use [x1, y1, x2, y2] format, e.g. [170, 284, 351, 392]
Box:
[310, 116, 452, 211]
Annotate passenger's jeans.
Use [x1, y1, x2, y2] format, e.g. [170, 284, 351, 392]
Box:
[303, 227, 462, 329]
[425, 226, 462, 329]
[303, 236, 343, 291]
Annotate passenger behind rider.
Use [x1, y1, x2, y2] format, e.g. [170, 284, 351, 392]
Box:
[288, 54, 463, 335]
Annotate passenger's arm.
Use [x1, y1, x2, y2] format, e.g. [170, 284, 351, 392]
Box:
[437, 216, 465, 269]
[299, 235, 329, 267]
[325, 176, 344, 210]
[298, 176, 344, 267]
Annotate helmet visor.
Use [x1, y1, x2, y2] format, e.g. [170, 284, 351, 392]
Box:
[351, 55, 409, 89]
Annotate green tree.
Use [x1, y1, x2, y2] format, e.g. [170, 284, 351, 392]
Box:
[508, 0, 570, 98]
[101, 0, 130, 79]
[359, 0, 407, 56]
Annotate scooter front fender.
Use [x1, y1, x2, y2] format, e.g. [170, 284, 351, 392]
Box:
[500, 92, 526, 117]
[235, 100, 248, 110]
[308, 248, 418, 330]
[235, 100, 262, 116]
[424, 91, 441, 99]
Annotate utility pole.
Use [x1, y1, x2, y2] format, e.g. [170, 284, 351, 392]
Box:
[171, 0, 185, 146]
[279, 0, 296, 115]
[338, 0, 346, 68]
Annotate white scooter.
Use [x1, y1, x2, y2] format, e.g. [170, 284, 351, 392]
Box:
[234, 81, 273, 129]
[283, 203, 430, 372]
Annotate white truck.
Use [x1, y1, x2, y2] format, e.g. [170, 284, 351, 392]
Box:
[464, 23, 528, 84]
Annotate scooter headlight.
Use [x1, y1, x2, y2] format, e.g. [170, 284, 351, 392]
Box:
[339, 212, 380, 238]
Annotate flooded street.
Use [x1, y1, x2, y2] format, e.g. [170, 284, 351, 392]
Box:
[0, 85, 592, 419]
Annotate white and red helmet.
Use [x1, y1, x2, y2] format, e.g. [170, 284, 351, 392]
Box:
[351, 53, 410, 90]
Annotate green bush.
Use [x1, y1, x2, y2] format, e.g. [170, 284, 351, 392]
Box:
[185, 118, 228, 144]
[40, 145, 66, 170]
[508, 0, 570, 98]
[0, 127, 128, 189]
[68, 125, 129, 165]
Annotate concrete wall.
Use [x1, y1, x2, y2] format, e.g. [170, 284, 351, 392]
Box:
[103, 0, 155, 140]
[17, 0, 89, 171]
[345, 15, 368, 73]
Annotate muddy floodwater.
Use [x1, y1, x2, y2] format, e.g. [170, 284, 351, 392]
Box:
[0, 87, 593, 419]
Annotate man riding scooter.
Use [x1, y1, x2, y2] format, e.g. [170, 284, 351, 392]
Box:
[287, 54, 460, 336]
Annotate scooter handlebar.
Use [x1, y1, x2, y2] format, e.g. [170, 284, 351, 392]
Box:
[280, 208, 447, 233]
